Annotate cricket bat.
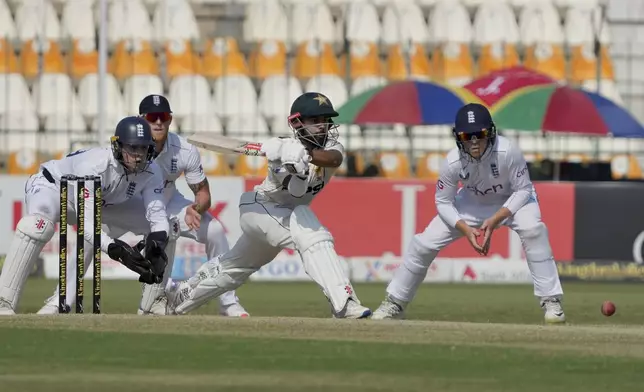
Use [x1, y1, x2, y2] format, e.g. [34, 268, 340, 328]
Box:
[187, 133, 303, 174]
[187, 133, 266, 156]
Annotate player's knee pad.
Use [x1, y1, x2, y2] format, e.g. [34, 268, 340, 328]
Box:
[175, 257, 255, 314]
[290, 205, 334, 251]
[0, 215, 55, 307]
[517, 222, 553, 261]
[404, 235, 438, 274]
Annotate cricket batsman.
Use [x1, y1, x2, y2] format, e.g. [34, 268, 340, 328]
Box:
[166, 92, 372, 319]
[37, 95, 248, 317]
[372, 103, 566, 324]
[0, 117, 171, 315]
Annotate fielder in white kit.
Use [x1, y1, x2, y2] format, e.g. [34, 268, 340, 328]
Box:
[0, 116, 171, 315]
[372, 103, 566, 324]
[37, 95, 248, 317]
[166, 92, 372, 318]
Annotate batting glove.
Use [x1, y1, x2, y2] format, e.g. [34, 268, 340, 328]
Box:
[280, 140, 310, 177]
[260, 137, 283, 161]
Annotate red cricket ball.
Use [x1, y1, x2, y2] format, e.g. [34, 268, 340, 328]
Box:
[601, 301, 616, 317]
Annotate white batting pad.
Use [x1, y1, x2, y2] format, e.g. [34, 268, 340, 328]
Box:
[290, 205, 357, 313]
[0, 215, 55, 310]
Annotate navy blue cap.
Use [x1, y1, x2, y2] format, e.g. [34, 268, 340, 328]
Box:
[139, 94, 172, 114]
[454, 103, 493, 133]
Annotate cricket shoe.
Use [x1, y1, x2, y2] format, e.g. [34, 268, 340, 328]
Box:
[541, 297, 566, 324]
[333, 299, 372, 319]
[0, 298, 16, 315]
[371, 297, 405, 320]
[220, 303, 250, 318]
[137, 296, 169, 316]
[165, 280, 188, 315]
[37, 303, 59, 315]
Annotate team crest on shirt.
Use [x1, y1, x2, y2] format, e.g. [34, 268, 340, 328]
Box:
[170, 158, 178, 173]
[490, 163, 499, 178]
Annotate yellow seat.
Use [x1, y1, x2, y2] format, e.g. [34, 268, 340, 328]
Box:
[524, 43, 566, 81]
[339, 41, 382, 79]
[431, 42, 473, 86]
[108, 39, 159, 81]
[234, 155, 268, 177]
[378, 152, 411, 179]
[0, 39, 19, 73]
[68, 38, 98, 82]
[249, 40, 286, 80]
[569, 44, 614, 84]
[164, 39, 202, 78]
[477, 43, 520, 76]
[21, 39, 66, 80]
[416, 153, 445, 180]
[202, 37, 249, 79]
[386, 43, 431, 81]
[293, 40, 341, 80]
[610, 154, 642, 180]
[7, 149, 42, 175]
[199, 149, 232, 176]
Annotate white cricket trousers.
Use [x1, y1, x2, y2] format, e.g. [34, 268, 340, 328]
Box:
[387, 199, 564, 305]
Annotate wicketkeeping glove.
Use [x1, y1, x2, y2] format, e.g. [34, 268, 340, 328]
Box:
[107, 239, 159, 284]
[144, 231, 169, 280]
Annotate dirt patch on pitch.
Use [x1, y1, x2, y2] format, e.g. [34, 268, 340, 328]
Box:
[3, 315, 644, 358]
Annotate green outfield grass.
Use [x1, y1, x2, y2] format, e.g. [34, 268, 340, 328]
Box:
[1, 280, 643, 391]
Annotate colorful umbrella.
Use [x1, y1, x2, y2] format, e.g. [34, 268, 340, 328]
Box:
[491, 85, 644, 137]
[465, 66, 556, 107]
[336, 81, 482, 125]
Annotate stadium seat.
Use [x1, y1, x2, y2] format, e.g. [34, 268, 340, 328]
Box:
[78, 73, 125, 120]
[293, 41, 341, 80]
[290, 3, 335, 45]
[32, 74, 76, 118]
[377, 152, 411, 179]
[565, 6, 611, 48]
[21, 39, 66, 80]
[344, 3, 381, 43]
[243, 0, 289, 43]
[168, 75, 213, 119]
[249, 40, 287, 80]
[477, 43, 521, 76]
[473, 1, 520, 48]
[610, 154, 643, 180]
[122, 75, 164, 114]
[0, 39, 19, 73]
[226, 115, 270, 139]
[163, 39, 202, 78]
[108, 0, 153, 46]
[524, 43, 567, 81]
[234, 154, 268, 177]
[62, 0, 95, 42]
[270, 117, 292, 138]
[339, 42, 382, 80]
[569, 44, 615, 84]
[202, 37, 250, 80]
[432, 43, 474, 86]
[410, 125, 454, 152]
[90, 113, 131, 134]
[199, 150, 232, 176]
[109, 39, 159, 81]
[305, 75, 348, 108]
[258, 75, 303, 121]
[519, 2, 564, 46]
[385, 43, 432, 81]
[15, 0, 61, 44]
[44, 107, 87, 133]
[0, 0, 17, 42]
[68, 39, 98, 82]
[350, 76, 387, 96]
[381, 3, 429, 46]
[180, 113, 224, 134]
[416, 152, 446, 180]
[152, 0, 200, 44]
[212, 75, 259, 119]
[7, 148, 42, 175]
[0, 73, 35, 114]
[428, 1, 472, 45]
